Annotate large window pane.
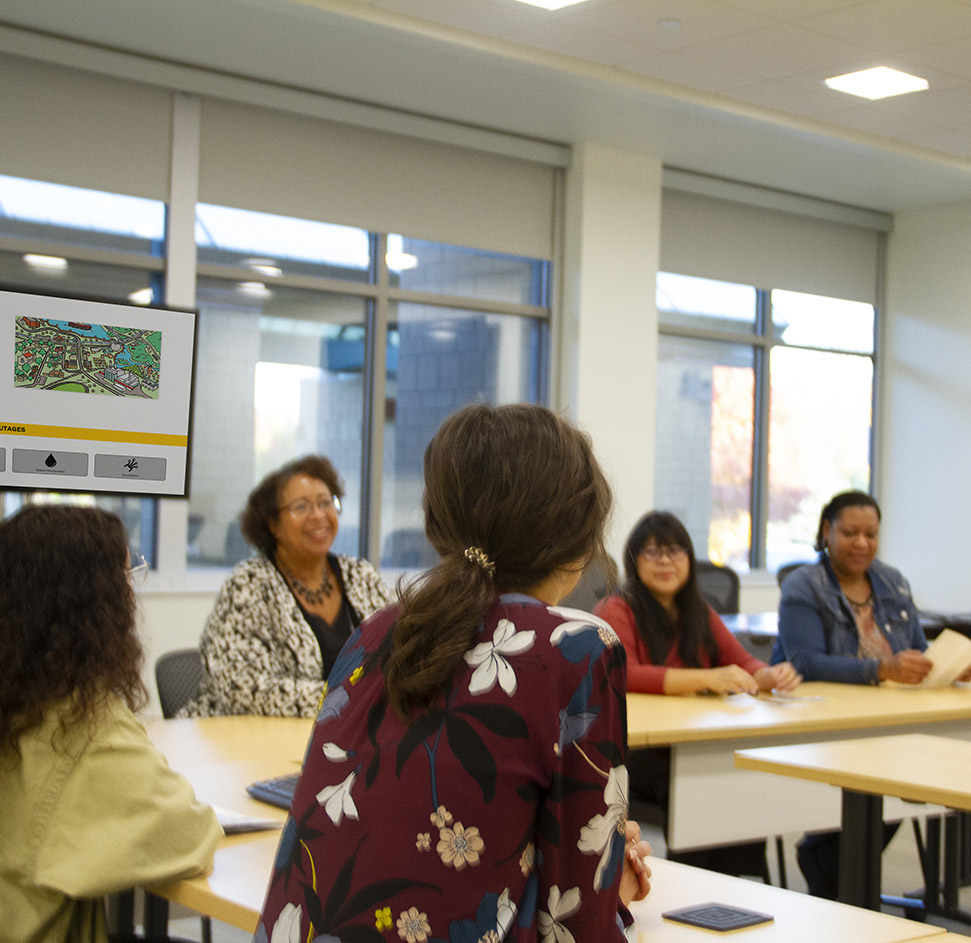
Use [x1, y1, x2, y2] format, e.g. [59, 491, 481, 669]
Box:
[655, 335, 755, 568]
[656, 271, 756, 334]
[771, 289, 874, 353]
[389, 235, 548, 305]
[0, 250, 161, 305]
[380, 306, 547, 569]
[0, 174, 165, 256]
[196, 203, 370, 282]
[189, 279, 367, 568]
[766, 347, 873, 569]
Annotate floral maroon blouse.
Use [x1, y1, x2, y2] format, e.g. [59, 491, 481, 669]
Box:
[255, 592, 632, 943]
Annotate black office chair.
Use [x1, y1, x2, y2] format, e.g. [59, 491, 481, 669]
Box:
[695, 561, 740, 614]
[776, 561, 809, 589]
[155, 649, 205, 719]
[136, 650, 211, 943]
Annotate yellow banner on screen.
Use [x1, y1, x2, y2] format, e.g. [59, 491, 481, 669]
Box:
[0, 422, 187, 447]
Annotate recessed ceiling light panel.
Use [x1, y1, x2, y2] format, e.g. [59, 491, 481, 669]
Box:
[511, 0, 591, 9]
[824, 66, 928, 100]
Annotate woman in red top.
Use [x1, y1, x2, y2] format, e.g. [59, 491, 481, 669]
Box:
[595, 511, 799, 696]
[594, 510, 799, 878]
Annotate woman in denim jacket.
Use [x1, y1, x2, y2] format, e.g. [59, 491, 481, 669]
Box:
[773, 490, 930, 685]
[772, 490, 931, 898]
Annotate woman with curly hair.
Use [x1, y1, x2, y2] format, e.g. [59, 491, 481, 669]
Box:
[256, 403, 651, 943]
[0, 504, 222, 943]
[181, 454, 392, 717]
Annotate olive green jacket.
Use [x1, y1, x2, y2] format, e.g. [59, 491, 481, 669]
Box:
[0, 695, 222, 943]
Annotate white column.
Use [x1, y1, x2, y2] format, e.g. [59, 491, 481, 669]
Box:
[557, 143, 662, 561]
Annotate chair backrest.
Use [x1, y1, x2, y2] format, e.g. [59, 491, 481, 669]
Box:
[695, 560, 740, 614]
[559, 554, 619, 613]
[155, 648, 204, 719]
[776, 561, 810, 589]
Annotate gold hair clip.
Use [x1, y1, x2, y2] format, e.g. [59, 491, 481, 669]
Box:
[464, 546, 495, 575]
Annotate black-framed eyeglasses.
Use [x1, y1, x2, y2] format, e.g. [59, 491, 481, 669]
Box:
[279, 495, 342, 520]
[639, 545, 688, 563]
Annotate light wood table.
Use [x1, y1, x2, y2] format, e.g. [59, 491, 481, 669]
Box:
[144, 715, 313, 932]
[138, 716, 948, 942]
[735, 733, 971, 911]
[626, 682, 971, 851]
[631, 857, 944, 943]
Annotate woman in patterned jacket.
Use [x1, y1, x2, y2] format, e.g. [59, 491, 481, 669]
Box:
[256, 403, 651, 943]
[181, 455, 392, 717]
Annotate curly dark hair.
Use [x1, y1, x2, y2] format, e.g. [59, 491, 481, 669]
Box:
[240, 455, 345, 558]
[0, 504, 147, 760]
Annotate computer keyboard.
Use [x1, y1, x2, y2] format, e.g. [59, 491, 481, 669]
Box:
[246, 771, 300, 809]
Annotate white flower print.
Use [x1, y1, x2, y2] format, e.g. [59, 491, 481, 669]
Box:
[316, 769, 359, 825]
[577, 764, 629, 890]
[270, 902, 302, 943]
[496, 887, 518, 938]
[464, 618, 535, 696]
[321, 741, 350, 761]
[538, 885, 581, 943]
[549, 614, 618, 647]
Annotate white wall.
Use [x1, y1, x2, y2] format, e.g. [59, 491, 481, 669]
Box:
[137, 590, 217, 717]
[883, 200, 971, 612]
[560, 143, 661, 565]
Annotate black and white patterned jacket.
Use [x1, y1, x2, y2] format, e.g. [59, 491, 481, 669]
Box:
[177, 554, 392, 718]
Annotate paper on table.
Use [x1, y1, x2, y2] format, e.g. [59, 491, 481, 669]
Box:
[213, 805, 284, 834]
[918, 628, 971, 688]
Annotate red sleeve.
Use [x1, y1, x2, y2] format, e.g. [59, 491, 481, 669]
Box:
[708, 607, 766, 675]
[593, 595, 668, 694]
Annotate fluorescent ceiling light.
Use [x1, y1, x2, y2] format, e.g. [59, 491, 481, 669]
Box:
[386, 251, 418, 271]
[244, 257, 283, 277]
[510, 0, 590, 9]
[238, 281, 272, 297]
[824, 66, 928, 100]
[23, 253, 68, 271]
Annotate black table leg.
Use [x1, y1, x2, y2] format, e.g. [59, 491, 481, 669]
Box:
[838, 789, 884, 910]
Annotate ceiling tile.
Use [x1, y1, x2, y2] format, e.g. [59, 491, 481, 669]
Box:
[560, 0, 771, 49]
[679, 23, 880, 80]
[799, 0, 971, 54]
[503, 19, 648, 65]
[619, 50, 758, 92]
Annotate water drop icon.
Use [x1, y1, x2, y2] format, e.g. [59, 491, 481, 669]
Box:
[45, 453, 57, 467]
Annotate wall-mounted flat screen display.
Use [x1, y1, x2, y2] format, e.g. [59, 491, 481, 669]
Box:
[1, 288, 197, 497]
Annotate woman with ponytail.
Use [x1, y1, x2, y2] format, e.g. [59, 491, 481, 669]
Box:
[256, 403, 651, 943]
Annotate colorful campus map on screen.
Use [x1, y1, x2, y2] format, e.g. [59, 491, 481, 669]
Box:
[14, 316, 161, 399]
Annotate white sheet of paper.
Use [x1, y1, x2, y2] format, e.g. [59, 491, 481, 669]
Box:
[918, 628, 971, 687]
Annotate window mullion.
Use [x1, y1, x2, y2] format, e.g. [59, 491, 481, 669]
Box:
[750, 289, 771, 570]
[361, 233, 388, 564]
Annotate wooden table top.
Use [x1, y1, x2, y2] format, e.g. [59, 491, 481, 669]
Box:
[734, 733, 971, 810]
[144, 715, 313, 931]
[631, 857, 943, 943]
[142, 715, 954, 939]
[627, 681, 971, 747]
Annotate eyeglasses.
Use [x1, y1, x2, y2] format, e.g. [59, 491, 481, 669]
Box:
[639, 545, 688, 563]
[279, 495, 342, 520]
[128, 553, 149, 584]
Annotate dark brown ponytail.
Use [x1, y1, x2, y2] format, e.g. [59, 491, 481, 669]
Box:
[383, 403, 612, 720]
